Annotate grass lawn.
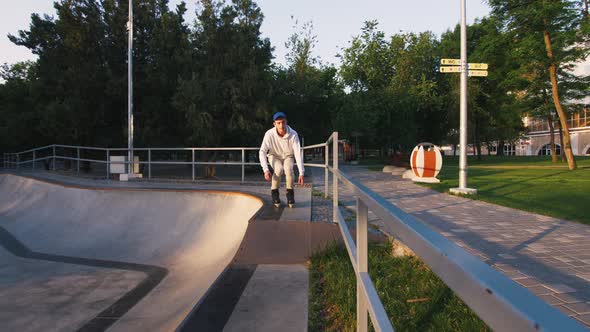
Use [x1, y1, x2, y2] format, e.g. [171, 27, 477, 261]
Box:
[443, 155, 590, 167]
[424, 156, 590, 225]
[308, 241, 489, 332]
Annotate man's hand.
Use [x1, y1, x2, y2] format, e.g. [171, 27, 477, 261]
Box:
[298, 175, 304, 186]
[264, 170, 271, 181]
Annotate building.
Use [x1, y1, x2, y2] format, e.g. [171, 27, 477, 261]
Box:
[523, 110, 590, 156]
[520, 56, 590, 156]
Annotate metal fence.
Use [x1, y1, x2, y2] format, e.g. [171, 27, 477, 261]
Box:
[3, 134, 586, 331]
[3, 143, 330, 187]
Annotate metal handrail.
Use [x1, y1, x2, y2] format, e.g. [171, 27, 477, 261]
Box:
[318, 131, 583, 331]
[5, 144, 328, 190]
[332, 166, 585, 331]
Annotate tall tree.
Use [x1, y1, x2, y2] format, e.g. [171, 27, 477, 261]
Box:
[10, 0, 109, 146]
[173, 0, 273, 148]
[0, 62, 41, 152]
[339, 21, 446, 152]
[271, 18, 342, 144]
[8, 0, 192, 149]
[488, 0, 590, 169]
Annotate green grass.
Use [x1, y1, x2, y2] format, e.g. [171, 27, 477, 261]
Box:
[443, 155, 590, 167]
[424, 156, 590, 224]
[309, 241, 489, 332]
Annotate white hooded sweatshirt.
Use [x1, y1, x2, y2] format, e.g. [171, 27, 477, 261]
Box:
[259, 125, 304, 175]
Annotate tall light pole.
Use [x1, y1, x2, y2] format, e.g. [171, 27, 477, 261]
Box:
[127, 0, 134, 177]
[450, 0, 477, 195]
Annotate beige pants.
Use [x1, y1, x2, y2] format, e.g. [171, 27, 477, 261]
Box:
[269, 155, 294, 190]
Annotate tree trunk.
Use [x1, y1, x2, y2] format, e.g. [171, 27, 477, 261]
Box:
[543, 29, 576, 170]
[585, 0, 589, 19]
[474, 118, 482, 160]
[558, 126, 566, 161]
[476, 142, 482, 160]
[497, 140, 505, 156]
[547, 114, 558, 162]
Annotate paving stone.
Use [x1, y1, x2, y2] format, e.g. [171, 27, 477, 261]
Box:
[566, 234, 586, 239]
[564, 302, 590, 315]
[556, 305, 578, 316]
[516, 278, 540, 287]
[498, 253, 516, 260]
[538, 294, 563, 305]
[486, 237, 503, 242]
[555, 256, 574, 263]
[450, 229, 467, 233]
[553, 292, 584, 304]
[528, 248, 549, 254]
[526, 285, 554, 296]
[494, 264, 517, 272]
[576, 313, 590, 325]
[545, 283, 577, 294]
[503, 270, 528, 280]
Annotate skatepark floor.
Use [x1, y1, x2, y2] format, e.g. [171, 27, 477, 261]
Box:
[0, 171, 327, 332]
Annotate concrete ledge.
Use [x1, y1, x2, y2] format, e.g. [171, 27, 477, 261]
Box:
[449, 187, 478, 195]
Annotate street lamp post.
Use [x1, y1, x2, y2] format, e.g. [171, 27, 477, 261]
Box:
[127, 0, 134, 177]
[450, 0, 477, 195]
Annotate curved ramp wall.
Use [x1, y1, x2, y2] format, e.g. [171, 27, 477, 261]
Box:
[0, 174, 263, 331]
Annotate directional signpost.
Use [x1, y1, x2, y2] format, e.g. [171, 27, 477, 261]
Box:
[441, 59, 461, 66]
[440, 66, 462, 73]
[439, 0, 485, 195]
[468, 70, 488, 77]
[440, 57, 487, 195]
[440, 59, 489, 77]
[468, 63, 488, 70]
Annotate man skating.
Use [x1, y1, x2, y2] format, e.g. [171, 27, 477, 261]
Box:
[259, 112, 304, 208]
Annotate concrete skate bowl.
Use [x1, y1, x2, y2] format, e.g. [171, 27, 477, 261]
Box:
[0, 174, 263, 332]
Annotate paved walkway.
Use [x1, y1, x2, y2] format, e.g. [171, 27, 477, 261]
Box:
[310, 165, 590, 328]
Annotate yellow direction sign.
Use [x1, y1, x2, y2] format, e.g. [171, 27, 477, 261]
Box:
[468, 63, 488, 70]
[441, 59, 461, 66]
[468, 70, 488, 77]
[440, 66, 462, 73]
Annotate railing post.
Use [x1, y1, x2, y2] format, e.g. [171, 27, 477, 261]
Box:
[301, 136, 305, 168]
[192, 149, 195, 181]
[53, 146, 56, 170]
[148, 149, 152, 179]
[324, 144, 329, 198]
[333, 132, 339, 223]
[106, 149, 110, 179]
[33, 151, 36, 170]
[357, 198, 369, 332]
[77, 147, 80, 175]
[241, 149, 245, 184]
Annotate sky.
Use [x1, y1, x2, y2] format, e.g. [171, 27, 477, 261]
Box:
[1, 0, 492, 67]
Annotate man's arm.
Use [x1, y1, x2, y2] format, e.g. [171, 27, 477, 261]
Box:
[259, 132, 271, 181]
[292, 133, 305, 185]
